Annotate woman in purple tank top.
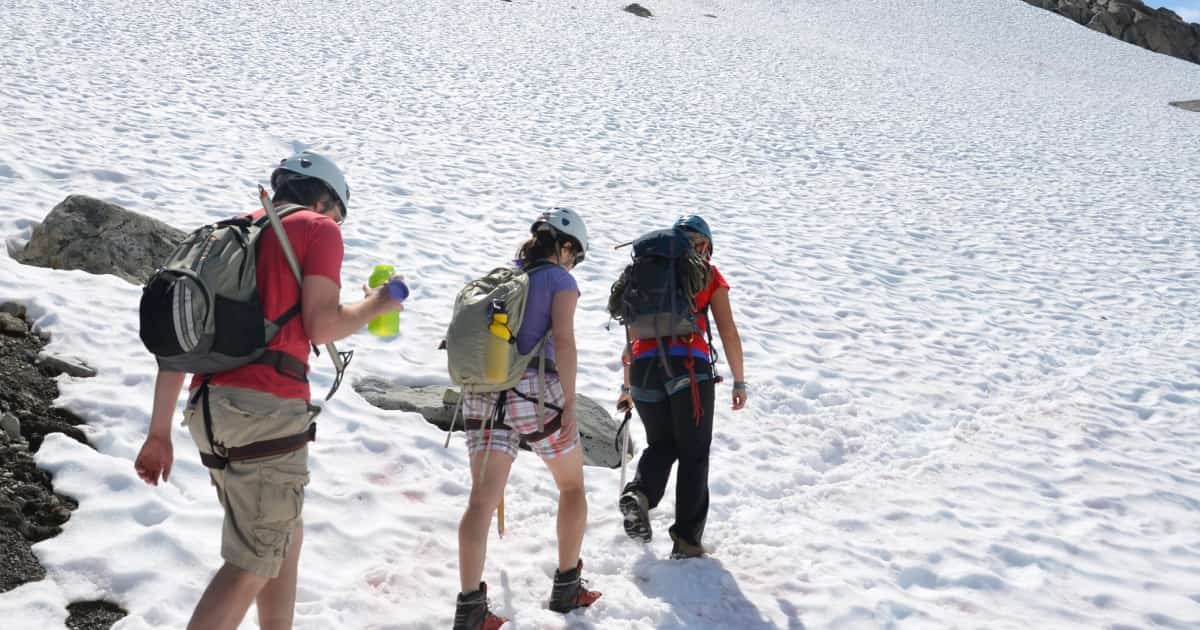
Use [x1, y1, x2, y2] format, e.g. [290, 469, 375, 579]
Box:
[451, 208, 601, 629]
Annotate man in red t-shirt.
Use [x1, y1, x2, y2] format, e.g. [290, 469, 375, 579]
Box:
[134, 151, 404, 629]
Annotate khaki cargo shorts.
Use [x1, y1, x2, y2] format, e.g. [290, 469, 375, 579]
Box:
[184, 385, 313, 578]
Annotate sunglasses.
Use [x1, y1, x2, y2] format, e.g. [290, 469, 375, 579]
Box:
[560, 239, 584, 266]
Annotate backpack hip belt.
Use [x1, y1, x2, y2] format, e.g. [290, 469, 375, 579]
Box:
[198, 423, 317, 470]
[463, 387, 565, 442]
[192, 367, 317, 470]
[463, 414, 563, 444]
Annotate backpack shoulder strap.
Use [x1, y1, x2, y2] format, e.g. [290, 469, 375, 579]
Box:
[252, 203, 307, 228]
[703, 307, 719, 367]
[255, 186, 349, 400]
[536, 336, 548, 432]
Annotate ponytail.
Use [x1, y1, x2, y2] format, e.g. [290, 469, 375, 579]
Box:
[516, 229, 559, 267]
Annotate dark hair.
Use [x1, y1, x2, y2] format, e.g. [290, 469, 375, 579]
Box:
[272, 175, 341, 212]
[516, 228, 579, 267]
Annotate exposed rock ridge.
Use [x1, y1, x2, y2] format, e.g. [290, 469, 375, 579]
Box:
[1022, 0, 1200, 65]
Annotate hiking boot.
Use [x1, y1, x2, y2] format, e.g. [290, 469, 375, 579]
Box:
[548, 560, 602, 613]
[453, 582, 507, 630]
[619, 487, 652, 542]
[669, 530, 710, 559]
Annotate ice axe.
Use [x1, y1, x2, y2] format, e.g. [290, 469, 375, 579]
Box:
[497, 494, 505, 538]
[616, 402, 633, 495]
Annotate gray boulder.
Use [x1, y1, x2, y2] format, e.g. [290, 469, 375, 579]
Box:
[624, 4, 652, 18]
[574, 393, 637, 469]
[0, 313, 25, 336]
[35, 352, 97, 379]
[14, 195, 186, 285]
[355, 378, 635, 469]
[355, 380, 458, 428]
[0, 302, 26, 320]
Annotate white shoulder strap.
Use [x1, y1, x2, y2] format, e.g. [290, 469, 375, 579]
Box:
[257, 186, 348, 397]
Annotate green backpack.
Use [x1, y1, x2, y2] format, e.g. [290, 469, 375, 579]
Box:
[445, 261, 555, 393]
[442, 261, 557, 479]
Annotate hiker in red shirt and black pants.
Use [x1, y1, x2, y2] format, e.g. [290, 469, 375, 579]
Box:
[616, 215, 748, 559]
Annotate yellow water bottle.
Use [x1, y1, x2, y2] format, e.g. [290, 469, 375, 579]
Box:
[485, 300, 511, 384]
[368, 265, 399, 337]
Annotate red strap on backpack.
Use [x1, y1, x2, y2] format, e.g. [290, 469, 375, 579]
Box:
[683, 345, 702, 425]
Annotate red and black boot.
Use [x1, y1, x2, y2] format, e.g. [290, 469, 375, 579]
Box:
[548, 560, 602, 613]
[453, 582, 507, 630]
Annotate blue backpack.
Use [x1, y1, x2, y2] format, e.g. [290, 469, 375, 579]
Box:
[608, 227, 711, 342]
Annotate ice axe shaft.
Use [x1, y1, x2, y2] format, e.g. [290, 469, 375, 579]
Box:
[618, 407, 632, 493]
[497, 494, 506, 537]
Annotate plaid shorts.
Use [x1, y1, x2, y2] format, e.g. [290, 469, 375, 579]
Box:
[463, 371, 579, 460]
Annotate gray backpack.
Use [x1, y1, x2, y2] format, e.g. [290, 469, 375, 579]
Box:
[138, 204, 307, 374]
[445, 262, 553, 393]
[442, 261, 559, 455]
[139, 189, 349, 398]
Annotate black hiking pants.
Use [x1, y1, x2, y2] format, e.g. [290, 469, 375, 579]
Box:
[627, 354, 716, 546]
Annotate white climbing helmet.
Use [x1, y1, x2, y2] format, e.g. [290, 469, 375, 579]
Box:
[532, 207, 589, 253]
[271, 151, 351, 212]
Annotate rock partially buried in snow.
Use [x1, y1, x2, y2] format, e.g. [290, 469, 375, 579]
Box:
[35, 352, 97, 378]
[354, 380, 456, 427]
[14, 195, 186, 285]
[354, 379, 635, 468]
[624, 3, 653, 18]
[1169, 100, 1200, 111]
[0, 301, 26, 320]
[0, 312, 25, 336]
[572, 393, 636, 469]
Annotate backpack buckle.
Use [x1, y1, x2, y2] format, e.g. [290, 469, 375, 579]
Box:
[200, 442, 231, 469]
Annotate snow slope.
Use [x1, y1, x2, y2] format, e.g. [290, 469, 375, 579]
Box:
[0, 0, 1198, 627]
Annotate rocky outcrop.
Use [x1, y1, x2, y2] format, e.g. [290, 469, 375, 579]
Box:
[1169, 99, 1200, 111]
[355, 379, 636, 469]
[1022, 0, 1200, 65]
[0, 302, 126, 626]
[0, 304, 79, 567]
[14, 195, 185, 285]
[0, 303, 94, 451]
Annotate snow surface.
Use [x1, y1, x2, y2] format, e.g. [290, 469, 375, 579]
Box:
[1, 0, 1199, 628]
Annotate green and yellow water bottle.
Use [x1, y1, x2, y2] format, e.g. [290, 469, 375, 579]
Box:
[368, 264, 400, 337]
[485, 299, 512, 383]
